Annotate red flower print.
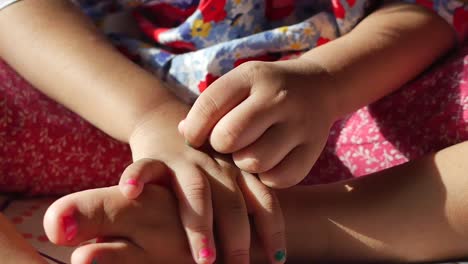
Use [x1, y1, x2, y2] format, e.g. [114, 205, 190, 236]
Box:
[199, 0, 227, 23]
[331, 0, 357, 19]
[168, 41, 196, 53]
[198, 74, 220, 93]
[415, 0, 433, 10]
[317, 37, 330, 46]
[453, 6, 468, 41]
[332, 0, 345, 19]
[265, 0, 294, 20]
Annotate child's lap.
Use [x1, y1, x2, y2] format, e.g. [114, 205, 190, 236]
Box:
[0, 44, 467, 194]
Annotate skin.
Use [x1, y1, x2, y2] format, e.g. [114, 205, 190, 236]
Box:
[0, 1, 285, 263]
[0, 214, 47, 264]
[181, 2, 455, 188]
[0, 0, 462, 263]
[38, 140, 468, 263]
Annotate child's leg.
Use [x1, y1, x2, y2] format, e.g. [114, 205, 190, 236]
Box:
[42, 140, 468, 263]
[281, 140, 468, 262]
[0, 59, 132, 195]
[0, 212, 46, 263]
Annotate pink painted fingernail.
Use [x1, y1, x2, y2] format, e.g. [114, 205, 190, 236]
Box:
[126, 179, 138, 186]
[62, 215, 78, 241]
[199, 247, 214, 259]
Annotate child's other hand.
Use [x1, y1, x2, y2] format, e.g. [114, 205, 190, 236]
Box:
[117, 105, 286, 264]
[181, 60, 337, 188]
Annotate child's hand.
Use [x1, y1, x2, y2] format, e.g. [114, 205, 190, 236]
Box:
[117, 104, 286, 264]
[180, 60, 338, 188]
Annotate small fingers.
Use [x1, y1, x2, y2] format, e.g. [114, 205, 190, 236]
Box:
[172, 164, 216, 264]
[233, 124, 299, 173]
[210, 92, 281, 153]
[118, 159, 170, 199]
[207, 160, 251, 264]
[182, 67, 251, 148]
[259, 144, 319, 188]
[238, 172, 286, 264]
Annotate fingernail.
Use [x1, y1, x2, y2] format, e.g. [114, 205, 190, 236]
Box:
[62, 215, 78, 241]
[126, 178, 138, 186]
[199, 247, 214, 259]
[274, 250, 286, 262]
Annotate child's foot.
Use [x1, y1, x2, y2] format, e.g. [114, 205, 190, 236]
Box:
[43, 185, 193, 264]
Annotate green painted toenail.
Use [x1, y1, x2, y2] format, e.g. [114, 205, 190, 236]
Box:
[185, 139, 193, 148]
[274, 250, 286, 262]
[91, 259, 98, 264]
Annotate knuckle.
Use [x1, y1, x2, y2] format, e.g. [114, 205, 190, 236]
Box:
[186, 224, 211, 235]
[237, 61, 265, 84]
[258, 189, 279, 213]
[270, 230, 286, 244]
[197, 92, 220, 120]
[221, 197, 246, 216]
[241, 61, 264, 75]
[226, 248, 250, 259]
[183, 178, 209, 201]
[212, 124, 239, 153]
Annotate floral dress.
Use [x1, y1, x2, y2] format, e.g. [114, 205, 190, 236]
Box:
[71, 0, 467, 102]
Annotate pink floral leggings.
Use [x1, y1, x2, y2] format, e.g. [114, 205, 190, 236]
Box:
[1, 44, 467, 195]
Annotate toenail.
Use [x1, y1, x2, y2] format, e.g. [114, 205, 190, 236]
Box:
[126, 179, 139, 186]
[199, 247, 213, 259]
[62, 215, 78, 241]
[91, 259, 98, 264]
[273, 249, 286, 262]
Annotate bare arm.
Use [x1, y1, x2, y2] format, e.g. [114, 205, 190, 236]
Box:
[0, 0, 186, 142]
[302, 2, 455, 118]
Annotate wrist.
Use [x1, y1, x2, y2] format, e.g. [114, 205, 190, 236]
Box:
[284, 57, 342, 123]
[128, 99, 189, 160]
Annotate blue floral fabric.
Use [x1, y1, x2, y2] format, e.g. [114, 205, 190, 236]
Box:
[71, 0, 467, 103]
